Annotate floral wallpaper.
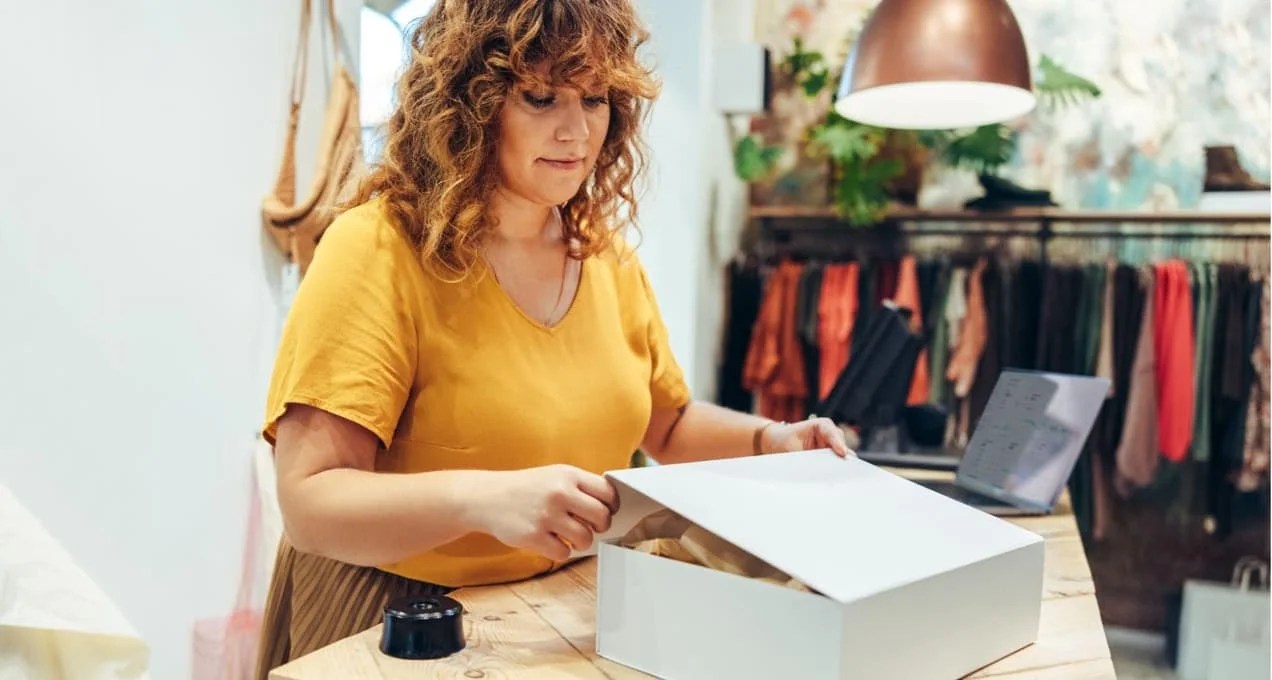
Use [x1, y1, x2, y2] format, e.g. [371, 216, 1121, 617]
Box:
[751, 0, 1271, 210]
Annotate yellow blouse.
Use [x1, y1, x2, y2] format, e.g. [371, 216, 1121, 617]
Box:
[262, 198, 691, 587]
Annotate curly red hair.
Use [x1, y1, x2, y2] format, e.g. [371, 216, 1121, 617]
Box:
[350, 0, 660, 276]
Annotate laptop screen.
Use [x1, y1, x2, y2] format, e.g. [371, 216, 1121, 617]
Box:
[956, 370, 1111, 510]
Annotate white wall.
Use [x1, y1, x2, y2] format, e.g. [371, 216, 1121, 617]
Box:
[633, 0, 713, 396]
[0, 1, 358, 678]
[636, 0, 755, 402]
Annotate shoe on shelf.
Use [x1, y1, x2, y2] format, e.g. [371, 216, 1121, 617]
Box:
[1204, 145, 1271, 192]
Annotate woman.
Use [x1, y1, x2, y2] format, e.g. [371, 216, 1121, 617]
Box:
[256, 0, 851, 675]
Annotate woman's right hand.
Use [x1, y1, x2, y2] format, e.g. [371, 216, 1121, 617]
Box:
[467, 464, 620, 561]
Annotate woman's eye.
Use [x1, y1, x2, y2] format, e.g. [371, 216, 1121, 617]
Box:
[523, 92, 555, 108]
[583, 95, 610, 109]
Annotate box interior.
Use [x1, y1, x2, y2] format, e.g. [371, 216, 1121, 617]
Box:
[614, 506, 822, 595]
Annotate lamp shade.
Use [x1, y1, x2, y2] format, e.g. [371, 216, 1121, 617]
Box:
[834, 0, 1035, 129]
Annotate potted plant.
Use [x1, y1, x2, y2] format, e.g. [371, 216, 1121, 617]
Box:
[735, 39, 1102, 226]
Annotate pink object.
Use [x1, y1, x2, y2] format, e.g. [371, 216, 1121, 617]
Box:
[192, 461, 265, 680]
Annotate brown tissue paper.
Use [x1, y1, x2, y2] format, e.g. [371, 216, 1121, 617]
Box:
[619, 509, 813, 593]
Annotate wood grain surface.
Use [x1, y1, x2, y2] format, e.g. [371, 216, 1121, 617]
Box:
[270, 469, 1114, 679]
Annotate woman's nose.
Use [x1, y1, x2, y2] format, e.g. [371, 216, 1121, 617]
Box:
[555, 100, 589, 142]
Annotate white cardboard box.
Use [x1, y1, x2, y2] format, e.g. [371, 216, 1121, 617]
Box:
[590, 450, 1045, 680]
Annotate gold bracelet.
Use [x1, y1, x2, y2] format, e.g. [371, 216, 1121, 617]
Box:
[752, 420, 783, 455]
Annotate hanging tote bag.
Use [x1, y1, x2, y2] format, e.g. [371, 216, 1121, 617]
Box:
[261, 0, 366, 277]
[190, 455, 268, 680]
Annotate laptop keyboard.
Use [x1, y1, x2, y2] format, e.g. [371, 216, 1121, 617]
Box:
[920, 480, 1012, 508]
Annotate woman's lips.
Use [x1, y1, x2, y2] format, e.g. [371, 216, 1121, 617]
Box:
[540, 158, 584, 170]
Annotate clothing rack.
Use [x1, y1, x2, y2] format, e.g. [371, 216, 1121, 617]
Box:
[725, 205, 1270, 563]
[752, 205, 1271, 267]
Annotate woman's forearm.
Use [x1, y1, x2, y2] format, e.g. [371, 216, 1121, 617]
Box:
[281, 467, 490, 567]
[649, 401, 773, 465]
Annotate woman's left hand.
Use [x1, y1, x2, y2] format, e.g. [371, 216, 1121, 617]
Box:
[761, 418, 855, 458]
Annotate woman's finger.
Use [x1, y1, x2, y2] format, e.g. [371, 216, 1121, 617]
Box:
[818, 419, 851, 457]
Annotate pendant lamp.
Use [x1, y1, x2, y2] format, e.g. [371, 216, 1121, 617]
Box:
[834, 0, 1035, 130]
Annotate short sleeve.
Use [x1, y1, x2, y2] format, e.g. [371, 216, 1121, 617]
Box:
[262, 207, 420, 448]
[633, 258, 692, 410]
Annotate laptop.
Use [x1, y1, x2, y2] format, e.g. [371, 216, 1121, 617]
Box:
[914, 369, 1111, 517]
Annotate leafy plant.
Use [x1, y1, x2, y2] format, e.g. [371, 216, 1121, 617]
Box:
[1035, 54, 1102, 110]
[808, 112, 901, 225]
[933, 57, 1102, 174]
[779, 40, 905, 225]
[734, 135, 784, 181]
[932, 124, 1017, 174]
[732, 35, 1102, 223]
[782, 37, 831, 98]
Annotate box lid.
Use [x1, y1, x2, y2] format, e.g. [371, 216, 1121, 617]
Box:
[597, 450, 1041, 604]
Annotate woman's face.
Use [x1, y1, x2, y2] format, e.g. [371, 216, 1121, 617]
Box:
[496, 64, 611, 208]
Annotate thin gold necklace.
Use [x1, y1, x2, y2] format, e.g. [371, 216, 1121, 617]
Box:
[544, 249, 571, 325]
[484, 230, 572, 326]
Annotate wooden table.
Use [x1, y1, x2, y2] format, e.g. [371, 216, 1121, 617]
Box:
[270, 469, 1115, 679]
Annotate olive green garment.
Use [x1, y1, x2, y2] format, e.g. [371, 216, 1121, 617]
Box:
[1192, 263, 1218, 462]
[928, 265, 956, 406]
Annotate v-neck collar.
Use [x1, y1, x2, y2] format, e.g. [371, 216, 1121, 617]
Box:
[482, 256, 587, 334]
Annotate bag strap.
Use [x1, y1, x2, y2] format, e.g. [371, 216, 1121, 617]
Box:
[1232, 556, 1270, 591]
[276, 0, 345, 209]
[288, 0, 343, 114]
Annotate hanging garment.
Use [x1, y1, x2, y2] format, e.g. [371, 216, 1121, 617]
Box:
[944, 267, 969, 353]
[1116, 268, 1159, 496]
[261, 0, 367, 276]
[1035, 266, 1082, 373]
[1071, 264, 1095, 372]
[917, 259, 942, 338]
[852, 259, 876, 359]
[1080, 263, 1107, 374]
[743, 261, 807, 422]
[1090, 261, 1118, 541]
[945, 259, 990, 448]
[947, 258, 989, 399]
[927, 264, 954, 406]
[1064, 263, 1105, 537]
[717, 260, 764, 412]
[1208, 270, 1260, 535]
[1237, 275, 1269, 492]
[874, 259, 899, 308]
[1095, 260, 1116, 391]
[1093, 264, 1147, 533]
[1203, 266, 1246, 529]
[795, 263, 825, 413]
[817, 263, 859, 402]
[1010, 260, 1043, 370]
[1153, 260, 1196, 462]
[892, 255, 930, 405]
[1192, 263, 1219, 461]
[968, 258, 1005, 431]
[923, 258, 952, 350]
[1217, 266, 1253, 404]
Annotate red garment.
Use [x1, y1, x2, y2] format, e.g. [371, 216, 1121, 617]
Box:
[946, 258, 989, 399]
[891, 255, 930, 405]
[742, 261, 807, 421]
[1152, 260, 1195, 462]
[817, 263, 859, 400]
[875, 260, 899, 307]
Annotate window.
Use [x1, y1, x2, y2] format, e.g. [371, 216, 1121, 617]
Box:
[359, 0, 436, 161]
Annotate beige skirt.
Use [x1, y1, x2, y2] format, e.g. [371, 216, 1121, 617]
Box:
[254, 540, 452, 680]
